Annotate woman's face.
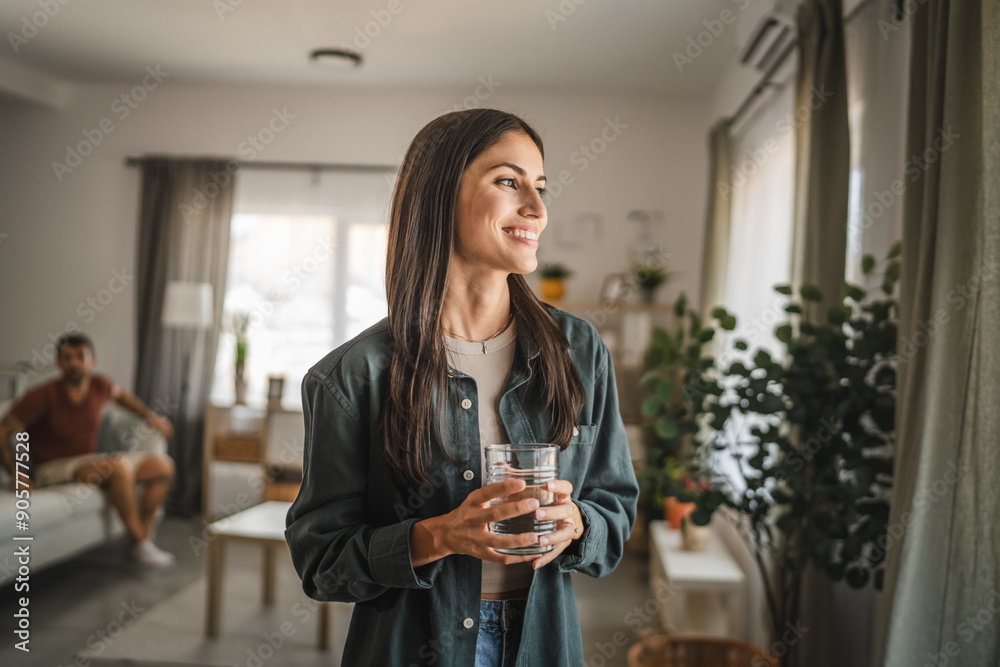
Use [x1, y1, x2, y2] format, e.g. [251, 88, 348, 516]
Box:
[452, 131, 548, 279]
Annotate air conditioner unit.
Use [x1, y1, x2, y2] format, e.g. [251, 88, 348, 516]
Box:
[738, 0, 798, 71]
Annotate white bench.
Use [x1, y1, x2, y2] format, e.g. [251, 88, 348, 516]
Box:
[648, 519, 747, 640]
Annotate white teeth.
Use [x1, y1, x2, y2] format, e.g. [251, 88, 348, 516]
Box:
[506, 229, 538, 241]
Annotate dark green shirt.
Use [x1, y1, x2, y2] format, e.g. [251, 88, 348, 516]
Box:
[285, 308, 639, 666]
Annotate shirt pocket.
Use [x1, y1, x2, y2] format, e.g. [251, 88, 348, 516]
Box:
[570, 424, 597, 446]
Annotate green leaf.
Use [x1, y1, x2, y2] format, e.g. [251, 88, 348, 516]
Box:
[844, 283, 866, 302]
[861, 255, 876, 275]
[722, 315, 737, 331]
[654, 415, 678, 440]
[656, 378, 675, 400]
[697, 328, 715, 343]
[673, 293, 688, 318]
[651, 327, 669, 349]
[776, 324, 793, 344]
[774, 284, 793, 295]
[885, 260, 901, 283]
[800, 284, 824, 302]
[641, 394, 662, 417]
[785, 304, 803, 314]
[734, 339, 748, 351]
[710, 306, 728, 321]
[887, 241, 902, 259]
[753, 350, 773, 368]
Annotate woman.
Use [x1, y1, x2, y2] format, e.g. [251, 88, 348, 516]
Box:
[285, 108, 638, 667]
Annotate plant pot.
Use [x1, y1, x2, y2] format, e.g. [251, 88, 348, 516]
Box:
[664, 496, 695, 531]
[680, 514, 710, 550]
[640, 286, 657, 303]
[540, 278, 566, 301]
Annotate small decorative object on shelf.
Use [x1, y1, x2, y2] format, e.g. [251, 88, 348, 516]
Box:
[538, 263, 572, 301]
[631, 261, 668, 303]
[267, 375, 285, 408]
[231, 312, 250, 405]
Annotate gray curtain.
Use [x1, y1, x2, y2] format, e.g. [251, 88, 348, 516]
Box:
[874, 1, 1000, 665]
[789, 1, 850, 665]
[134, 159, 233, 516]
[791, 0, 850, 322]
[700, 120, 733, 314]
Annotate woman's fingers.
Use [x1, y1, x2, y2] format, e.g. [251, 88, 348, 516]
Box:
[546, 479, 574, 499]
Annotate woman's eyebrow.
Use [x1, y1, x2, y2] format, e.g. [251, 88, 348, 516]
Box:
[487, 162, 547, 183]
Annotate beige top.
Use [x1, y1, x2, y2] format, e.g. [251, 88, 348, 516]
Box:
[443, 319, 534, 594]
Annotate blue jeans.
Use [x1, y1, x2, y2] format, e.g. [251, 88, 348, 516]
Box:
[474, 597, 527, 667]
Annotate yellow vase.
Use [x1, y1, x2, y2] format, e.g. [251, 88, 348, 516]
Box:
[540, 278, 566, 301]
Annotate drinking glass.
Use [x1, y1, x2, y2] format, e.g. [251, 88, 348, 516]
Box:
[484, 443, 558, 555]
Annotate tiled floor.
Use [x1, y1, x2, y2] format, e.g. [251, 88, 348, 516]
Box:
[0, 516, 654, 667]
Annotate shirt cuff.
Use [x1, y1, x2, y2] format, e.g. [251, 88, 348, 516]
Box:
[555, 500, 602, 572]
[368, 519, 442, 589]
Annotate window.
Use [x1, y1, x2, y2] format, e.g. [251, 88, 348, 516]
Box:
[210, 169, 394, 408]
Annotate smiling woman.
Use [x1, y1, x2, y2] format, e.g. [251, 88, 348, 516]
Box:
[285, 109, 639, 667]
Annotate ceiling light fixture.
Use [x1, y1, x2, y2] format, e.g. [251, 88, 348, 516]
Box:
[309, 48, 363, 70]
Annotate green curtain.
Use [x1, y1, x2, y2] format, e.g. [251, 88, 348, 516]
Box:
[790, 1, 850, 665]
[874, 1, 1000, 666]
[791, 0, 850, 323]
[699, 120, 733, 315]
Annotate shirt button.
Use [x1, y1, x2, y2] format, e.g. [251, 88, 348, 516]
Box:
[573, 426, 580, 437]
[461, 398, 472, 409]
[463, 470, 474, 481]
[462, 617, 475, 629]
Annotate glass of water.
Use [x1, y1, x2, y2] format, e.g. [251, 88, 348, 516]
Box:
[484, 443, 558, 555]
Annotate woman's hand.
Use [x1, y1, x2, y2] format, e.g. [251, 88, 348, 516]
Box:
[410, 479, 546, 567]
[530, 479, 583, 570]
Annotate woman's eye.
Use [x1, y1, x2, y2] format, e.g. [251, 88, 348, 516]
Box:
[497, 177, 516, 188]
[536, 187, 549, 200]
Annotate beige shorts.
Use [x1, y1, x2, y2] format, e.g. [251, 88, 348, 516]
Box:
[35, 451, 154, 488]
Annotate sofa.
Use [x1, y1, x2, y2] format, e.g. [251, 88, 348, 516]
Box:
[0, 402, 167, 584]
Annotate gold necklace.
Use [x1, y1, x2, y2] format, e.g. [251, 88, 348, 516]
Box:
[442, 312, 515, 354]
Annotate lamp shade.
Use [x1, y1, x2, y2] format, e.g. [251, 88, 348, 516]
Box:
[162, 281, 214, 329]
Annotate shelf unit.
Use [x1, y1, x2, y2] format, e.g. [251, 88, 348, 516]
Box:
[546, 300, 674, 424]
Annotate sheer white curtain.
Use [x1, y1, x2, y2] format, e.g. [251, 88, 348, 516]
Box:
[845, 0, 910, 283]
[211, 168, 395, 407]
[724, 81, 796, 361]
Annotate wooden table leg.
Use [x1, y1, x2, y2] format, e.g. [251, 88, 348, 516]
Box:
[206, 536, 226, 637]
[318, 602, 331, 651]
[263, 542, 276, 606]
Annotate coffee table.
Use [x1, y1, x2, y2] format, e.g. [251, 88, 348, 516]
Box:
[204, 500, 332, 649]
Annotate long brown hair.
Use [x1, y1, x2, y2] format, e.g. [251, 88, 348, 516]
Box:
[383, 108, 585, 486]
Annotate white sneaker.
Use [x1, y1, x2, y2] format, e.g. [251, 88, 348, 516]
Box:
[132, 539, 177, 567]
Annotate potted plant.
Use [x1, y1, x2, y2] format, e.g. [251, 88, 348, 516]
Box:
[637, 293, 734, 530]
[641, 245, 900, 667]
[631, 261, 668, 303]
[538, 263, 572, 301]
[231, 312, 250, 404]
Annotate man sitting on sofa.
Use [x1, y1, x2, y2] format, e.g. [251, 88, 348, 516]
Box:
[0, 333, 177, 567]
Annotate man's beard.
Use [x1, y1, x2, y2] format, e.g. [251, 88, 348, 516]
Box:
[64, 371, 86, 386]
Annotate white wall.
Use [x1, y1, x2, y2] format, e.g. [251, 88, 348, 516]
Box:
[0, 81, 713, 390]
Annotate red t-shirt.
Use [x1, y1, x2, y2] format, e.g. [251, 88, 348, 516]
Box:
[11, 374, 114, 465]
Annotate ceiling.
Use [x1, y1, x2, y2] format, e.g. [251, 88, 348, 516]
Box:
[0, 0, 747, 95]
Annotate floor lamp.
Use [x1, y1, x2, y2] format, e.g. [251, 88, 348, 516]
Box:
[161, 281, 215, 475]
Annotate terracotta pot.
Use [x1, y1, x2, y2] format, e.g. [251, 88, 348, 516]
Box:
[540, 278, 566, 301]
[664, 496, 695, 531]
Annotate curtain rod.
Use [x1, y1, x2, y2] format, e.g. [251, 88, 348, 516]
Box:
[726, 0, 884, 128]
[125, 157, 397, 174]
